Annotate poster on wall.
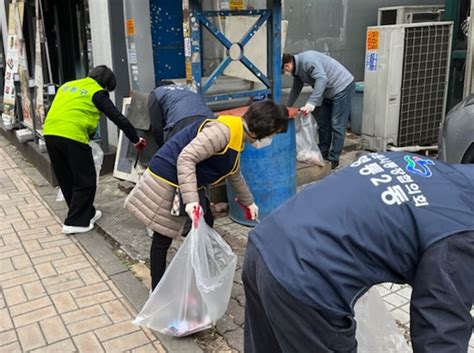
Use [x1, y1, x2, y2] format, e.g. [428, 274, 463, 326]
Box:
[34, 0, 45, 128]
[1, 1, 23, 126]
[15, 0, 33, 129]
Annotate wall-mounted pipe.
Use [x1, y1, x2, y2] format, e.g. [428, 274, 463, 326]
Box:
[387, 145, 438, 152]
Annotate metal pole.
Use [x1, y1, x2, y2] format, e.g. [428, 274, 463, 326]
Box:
[463, 1, 474, 97]
[13, 73, 23, 126]
[267, 0, 281, 103]
[182, 0, 203, 93]
[38, 0, 52, 83]
[182, 0, 192, 86]
[28, 77, 38, 143]
[444, 0, 464, 110]
[0, 0, 8, 58]
[444, 0, 461, 43]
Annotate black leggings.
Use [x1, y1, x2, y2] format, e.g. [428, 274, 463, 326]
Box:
[150, 201, 214, 290]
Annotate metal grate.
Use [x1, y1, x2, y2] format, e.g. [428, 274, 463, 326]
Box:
[398, 24, 451, 147]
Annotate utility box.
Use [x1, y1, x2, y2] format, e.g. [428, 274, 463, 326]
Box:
[378, 5, 445, 25]
[361, 22, 452, 151]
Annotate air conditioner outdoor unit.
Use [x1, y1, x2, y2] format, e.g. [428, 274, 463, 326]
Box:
[378, 5, 445, 25]
[361, 22, 453, 151]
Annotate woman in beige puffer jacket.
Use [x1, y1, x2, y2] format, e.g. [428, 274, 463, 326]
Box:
[125, 100, 289, 289]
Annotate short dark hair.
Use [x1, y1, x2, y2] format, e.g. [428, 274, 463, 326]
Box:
[281, 53, 294, 72]
[157, 80, 176, 87]
[243, 100, 289, 140]
[88, 65, 116, 91]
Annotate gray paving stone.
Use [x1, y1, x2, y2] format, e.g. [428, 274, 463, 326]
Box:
[76, 231, 128, 277]
[216, 314, 240, 335]
[96, 198, 152, 261]
[227, 299, 245, 327]
[230, 283, 244, 300]
[225, 327, 244, 352]
[3, 131, 434, 352]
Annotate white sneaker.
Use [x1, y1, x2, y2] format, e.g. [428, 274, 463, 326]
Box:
[62, 224, 93, 235]
[146, 227, 154, 238]
[90, 210, 102, 226]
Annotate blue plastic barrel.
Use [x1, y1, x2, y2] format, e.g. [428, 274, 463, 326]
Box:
[226, 120, 296, 226]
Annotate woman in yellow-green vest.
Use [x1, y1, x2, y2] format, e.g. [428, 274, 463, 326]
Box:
[43, 65, 146, 235]
[124, 100, 289, 289]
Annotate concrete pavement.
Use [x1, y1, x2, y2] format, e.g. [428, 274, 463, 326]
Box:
[0, 139, 166, 352]
[1, 132, 473, 352]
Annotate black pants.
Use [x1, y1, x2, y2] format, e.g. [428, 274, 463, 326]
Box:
[410, 231, 474, 353]
[242, 240, 357, 353]
[150, 199, 214, 290]
[45, 135, 96, 227]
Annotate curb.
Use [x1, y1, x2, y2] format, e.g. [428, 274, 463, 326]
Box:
[78, 226, 204, 353]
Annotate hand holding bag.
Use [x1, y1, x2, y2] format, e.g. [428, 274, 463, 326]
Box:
[133, 208, 237, 336]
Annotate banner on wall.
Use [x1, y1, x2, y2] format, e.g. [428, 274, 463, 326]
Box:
[34, 0, 45, 128]
[1, 1, 23, 126]
[15, 0, 33, 129]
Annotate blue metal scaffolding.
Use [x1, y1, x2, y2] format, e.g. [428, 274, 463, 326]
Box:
[182, 0, 282, 103]
[181, 0, 296, 224]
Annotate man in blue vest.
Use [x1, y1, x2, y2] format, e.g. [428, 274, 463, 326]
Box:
[148, 81, 214, 147]
[243, 152, 474, 353]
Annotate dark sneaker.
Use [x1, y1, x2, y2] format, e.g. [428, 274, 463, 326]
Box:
[331, 161, 340, 170]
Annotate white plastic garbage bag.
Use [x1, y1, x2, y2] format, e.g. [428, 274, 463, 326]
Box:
[89, 140, 104, 184]
[56, 140, 104, 202]
[295, 113, 325, 166]
[133, 213, 237, 337]
[355, 288, 411, 353]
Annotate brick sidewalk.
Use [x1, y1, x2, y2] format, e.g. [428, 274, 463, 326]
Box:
[0, 148, 165, 352]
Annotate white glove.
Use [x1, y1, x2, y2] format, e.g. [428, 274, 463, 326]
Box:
[248, 203, 259, 221]
[300, 103, 316, 115]
[185, 202, 200, 220]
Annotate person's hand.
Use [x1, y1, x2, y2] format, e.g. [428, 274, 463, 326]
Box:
[185, 202, 201, 220]
[300, 103, 316, 115]
[247, 203, 259, 221]
[134, 137, 147, 151]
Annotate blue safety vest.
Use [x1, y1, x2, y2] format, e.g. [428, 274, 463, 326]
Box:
[148, 115, 244, 187]
[250, 152, 474, 317]
[151, 85, 214, 134]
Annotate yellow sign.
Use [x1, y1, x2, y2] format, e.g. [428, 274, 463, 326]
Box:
[367, 30, 379, 50]
[230, 0, 244, 10]
[126, 19, 136, 37]
[185, 62, 192, 82]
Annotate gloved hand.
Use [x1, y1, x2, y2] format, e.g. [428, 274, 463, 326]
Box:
[134, 137, 147, 151]
[185, 202, 201, 220]
[300, 103, 316, 115]
[247, 203, 259, 221]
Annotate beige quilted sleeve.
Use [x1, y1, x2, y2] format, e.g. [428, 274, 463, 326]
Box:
[226, 170, 254, 206]
[177, 121, 230, 204]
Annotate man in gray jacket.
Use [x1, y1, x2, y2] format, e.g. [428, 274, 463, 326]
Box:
[282, 51, 354, 169]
